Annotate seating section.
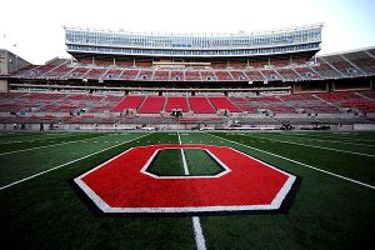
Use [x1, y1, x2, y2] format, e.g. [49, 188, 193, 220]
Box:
[1, 90, 374, 124]
[154, 70, 170, 81]
[137, 96, 166, 114]
[120, 70, 139, 80]
[188, 97, 216, 114]
[209, 97, 241, 112]
[185, 71, 201, 81]
[111, 96, 145, 112]
[10, 48, 375, 83]
[165, 97, 189, 112]
[240, 96, 296, 114]
[215, 71, 233, 81]
[244, 70, 265, 81]
[280, 94, 339, 113]
[170, 71, 184, 81]
[317, 91, 375, 112]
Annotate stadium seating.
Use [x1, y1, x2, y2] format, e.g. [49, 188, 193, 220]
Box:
[103, 69, 123, 80]
[120, 70, 139, 80]
[276, 68, 300, 80]
[208, 97, 241, 112]
[85, 68, 107, 79]
[188, 97, 216, 114]
[154, 70, 170, 81]
[137, 96, 166, 114]
[215, 71, 233, 81]
[9, 49, 375, 83]
[164, 97, 190, 112]
[111, 96, 145, 112]
[244, 70, 265, 81]
[200, 71, 216, 81]
[261, 70, 283, 81]
[230, 97, 257, 112]
[185, 70, 202, 81]
[1, 90, 374, 126]
[170, 71, 185, 81]
[230, 71, 248, 81]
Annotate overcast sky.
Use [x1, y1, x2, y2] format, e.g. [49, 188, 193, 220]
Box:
[0, 0, 374, 64]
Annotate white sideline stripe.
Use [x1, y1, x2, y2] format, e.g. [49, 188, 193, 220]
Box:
[208, 133, 375, 190]
[0, 134, 150, 191]
[0, 134, 113, 156]
[178, 132, 207, 250]
[275, 133, 375, 147]
[192, 216, 207, 250]
[245, 134, 375, 158]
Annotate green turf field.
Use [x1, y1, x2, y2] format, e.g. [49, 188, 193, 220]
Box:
[0, 130, 374, 249]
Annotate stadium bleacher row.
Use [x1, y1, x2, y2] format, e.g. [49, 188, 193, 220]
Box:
[1, 90, 374, 120]
[10, 50, 375, 82]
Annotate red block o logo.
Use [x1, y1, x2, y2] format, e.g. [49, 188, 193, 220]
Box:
[74, 144, 297, 214]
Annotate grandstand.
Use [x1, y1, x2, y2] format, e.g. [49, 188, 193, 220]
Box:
[0, 25, 374, 130]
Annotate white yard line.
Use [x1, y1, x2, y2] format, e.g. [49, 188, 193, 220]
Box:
[0, 134, 150, 191]
[192, 216, 207, 250]
[180, 148, 190, 175]
[245, 134, 375, 158]
[178, 132, 190, 175]
[280, 133, 375, 147]
[177, 132, 207, 250]
[208, 133, 375, 190]
[0, 135, 68, 145]
[289, 133, 375, 143]
[0, 134, 115, 156]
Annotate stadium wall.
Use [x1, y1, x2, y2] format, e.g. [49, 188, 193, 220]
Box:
[0, 80, 8, 92]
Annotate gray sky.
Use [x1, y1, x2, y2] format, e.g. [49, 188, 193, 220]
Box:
[0, 0, 374, 64]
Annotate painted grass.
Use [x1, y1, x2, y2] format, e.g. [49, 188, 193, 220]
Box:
[148, 149, 184, 176]
[184, 149, 223, 176]
[0, 131, 374, 249]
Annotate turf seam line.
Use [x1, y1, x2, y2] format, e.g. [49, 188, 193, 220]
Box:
[208, 133, 375, 190]
[0, 133, 150, 191]
[244, 134, 375, 158]
[0, 134, 114, 156]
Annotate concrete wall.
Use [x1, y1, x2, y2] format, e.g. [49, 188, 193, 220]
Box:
[353, 124, 375, 130]
[0, 49, 30, 75]
[0, 79, 8, 92]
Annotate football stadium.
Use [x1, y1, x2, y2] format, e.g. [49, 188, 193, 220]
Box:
[0, 1, 374, 249]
